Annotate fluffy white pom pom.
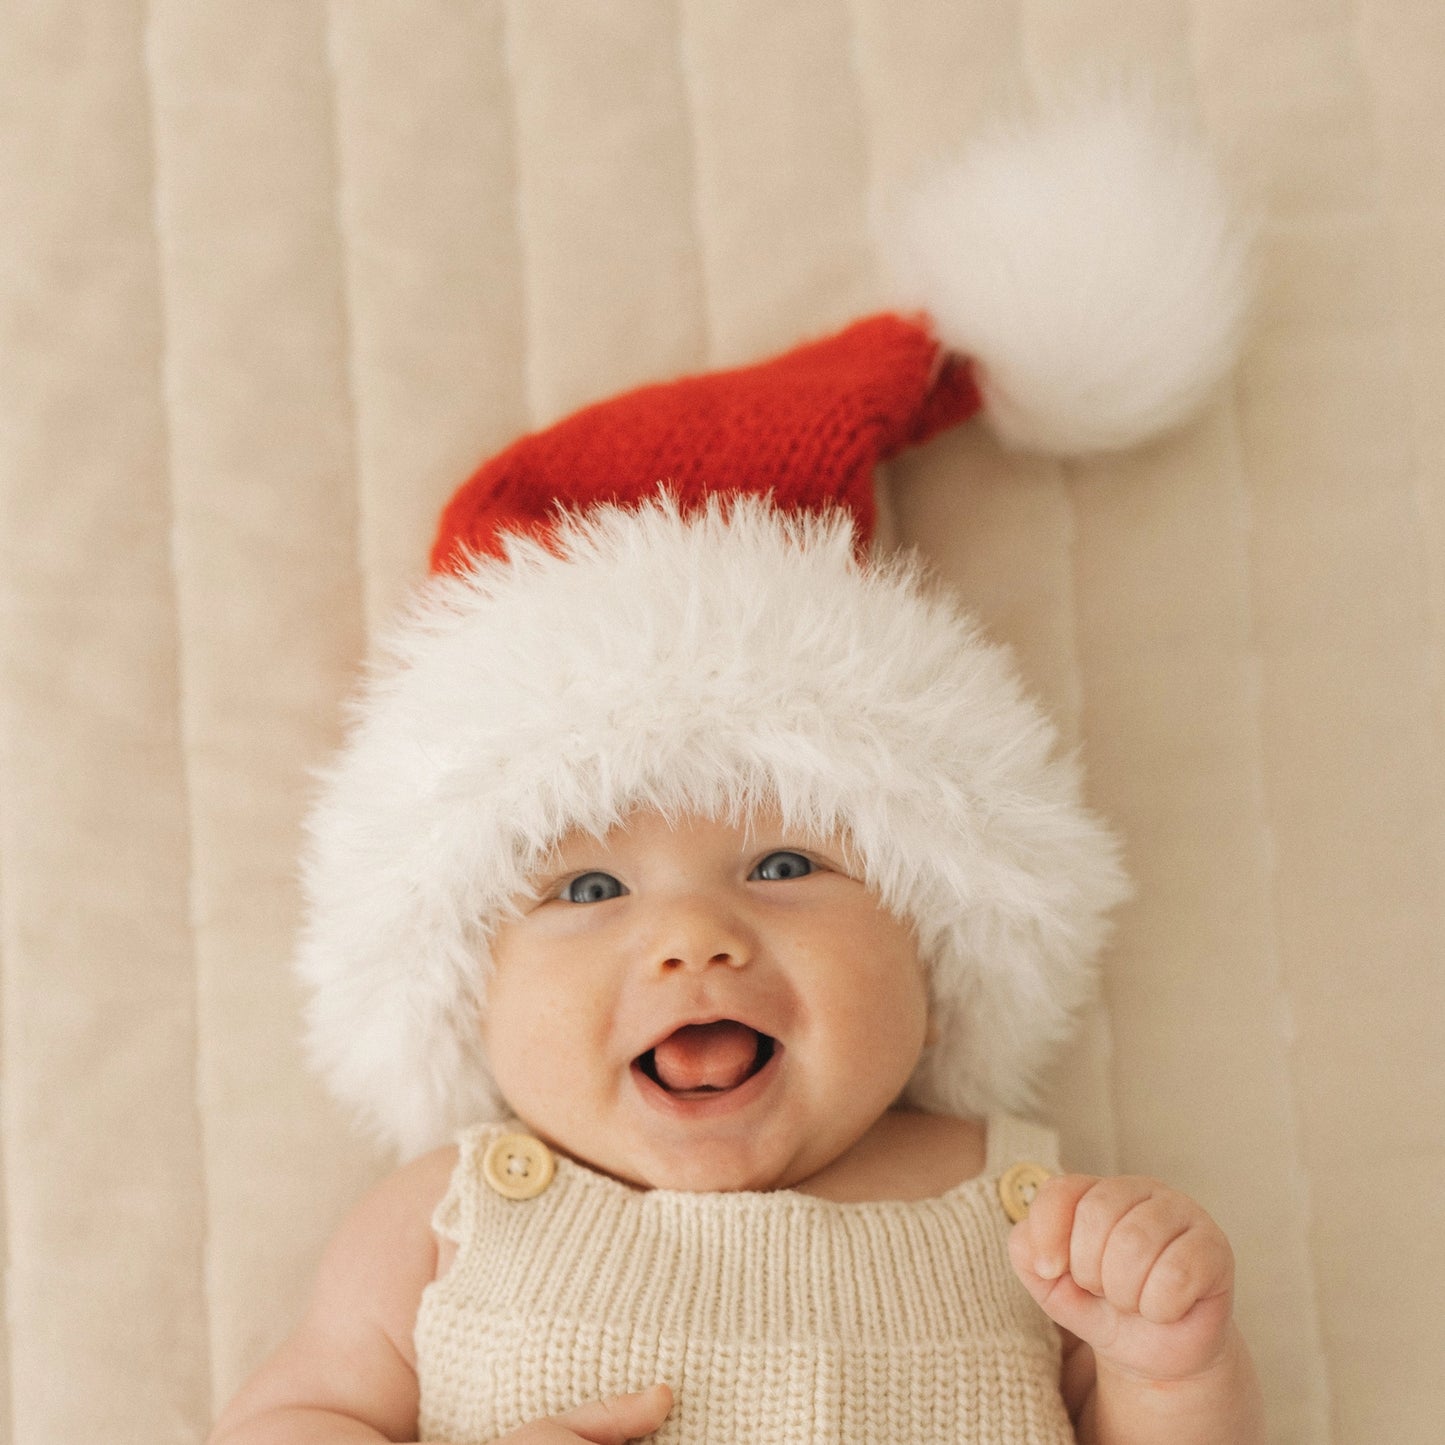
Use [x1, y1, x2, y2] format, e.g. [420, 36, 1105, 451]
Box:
[888, 92, 1252, 454]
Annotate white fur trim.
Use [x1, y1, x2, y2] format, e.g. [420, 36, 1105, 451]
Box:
[297, 497, 1129, 1157]
[888, 91, 1252, 453]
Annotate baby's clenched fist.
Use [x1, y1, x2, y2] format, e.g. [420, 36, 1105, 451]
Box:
[1007, 1174, 1236, 1384]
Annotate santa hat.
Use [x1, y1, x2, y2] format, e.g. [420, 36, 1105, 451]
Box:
[297, 95, 1250, 1158]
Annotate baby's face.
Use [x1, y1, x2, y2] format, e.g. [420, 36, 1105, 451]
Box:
[481, 808, 931, 1193]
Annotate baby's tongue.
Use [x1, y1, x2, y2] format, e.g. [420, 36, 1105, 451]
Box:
[651, 1021, 759, 1092]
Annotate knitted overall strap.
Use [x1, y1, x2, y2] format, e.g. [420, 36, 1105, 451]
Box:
[985, 1113, 1063, 1176]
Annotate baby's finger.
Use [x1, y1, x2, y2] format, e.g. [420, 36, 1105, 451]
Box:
[1066, 1176, 1161, 1296]
[1010, 1258, 1125, 1347]
[1010, 1173, 1098, 1282]
[1136, 1221, 1234, 1325]
[551, 1384, 674, 1444]
[1098, 1188, 1201, 1315]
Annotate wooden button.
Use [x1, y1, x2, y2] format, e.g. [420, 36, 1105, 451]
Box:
[997, 1161, 1052, 1223]
[482, 1133, 555, 1200]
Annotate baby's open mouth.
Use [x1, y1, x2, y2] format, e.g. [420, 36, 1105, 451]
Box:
[636, 1020, 777, 1097]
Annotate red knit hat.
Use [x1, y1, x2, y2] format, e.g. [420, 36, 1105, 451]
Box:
[299, 95, 1251, 1157]
[431, 313, 980, 574]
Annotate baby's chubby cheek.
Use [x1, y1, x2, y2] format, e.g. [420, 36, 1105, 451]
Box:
[479, 988, 609, 1118]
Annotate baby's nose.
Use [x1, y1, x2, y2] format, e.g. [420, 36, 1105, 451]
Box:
[650, 896, 751, 973]
[661, 948, 742, 972]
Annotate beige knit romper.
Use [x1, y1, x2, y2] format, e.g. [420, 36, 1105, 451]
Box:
[416, 1116, 1073, 1444]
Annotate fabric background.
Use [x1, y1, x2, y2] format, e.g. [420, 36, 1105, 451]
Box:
[2, 3, 1442, 1442]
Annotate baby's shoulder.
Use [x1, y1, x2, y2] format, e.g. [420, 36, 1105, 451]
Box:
[294, 1144, 460, 1377]
[392, 1141, 461, 1205]
[327, 1144, 459, 1274]
[388, 1143, 463, 1281]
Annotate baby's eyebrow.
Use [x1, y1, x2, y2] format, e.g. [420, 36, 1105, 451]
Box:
[528, 862, 574, 890]
[526, 857, 609, 895]
[516, 858, 570, 897]
[755, 836, 846, 860]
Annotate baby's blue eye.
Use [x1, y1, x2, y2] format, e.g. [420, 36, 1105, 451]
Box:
[562, 871, 626, 904]
[751, 851, 814, 882]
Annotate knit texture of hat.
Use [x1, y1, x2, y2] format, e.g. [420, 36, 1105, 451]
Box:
[431, 313, 980, 573]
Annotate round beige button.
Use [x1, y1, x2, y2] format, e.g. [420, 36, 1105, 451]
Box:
[482, 1133, 555, 1200]
[997, 1161, 1053, 1223]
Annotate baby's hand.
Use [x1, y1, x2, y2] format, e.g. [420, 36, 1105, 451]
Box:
[1007, 1174, 1235, 1383]
[493, 1384, 674, 1445]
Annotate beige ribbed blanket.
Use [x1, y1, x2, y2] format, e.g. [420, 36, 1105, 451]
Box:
[2, 4, 1441, 1443]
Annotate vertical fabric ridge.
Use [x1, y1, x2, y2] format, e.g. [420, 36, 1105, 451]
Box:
[1047, 449, 1117, 1182]
[1010, 18, 1120, 1178]
[837, 0, 877, 280]
[138, 0, 216, 1424]
[1187, 8, 1339, 1418]
[0, 825, 14, 1445]
[671, 0, 876, 365]
[1276, 9, 1383, 1440]
[320, 1, 370, 641]
[1353, 0, 1445, 1160]
[1, 3, 211, 1435]
[1015, 41, 1085, 749]
[1225, 382, 1334, 1442]
[672, 0, 715, 365]
[835, 0, 895, 553]
[324, 2, 528, 617]
[144, 0, 375, 1408]
[499, 0, 540, 429]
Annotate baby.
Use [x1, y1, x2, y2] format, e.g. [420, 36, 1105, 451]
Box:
[211, 796, 1265, 1443]
[211, 99, 1259, 1445]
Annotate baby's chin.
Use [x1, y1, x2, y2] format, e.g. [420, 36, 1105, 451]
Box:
[506, 1097, 846, 1195]
[605, 1132, 829, 1195]
[624, 1158, 800, 1195]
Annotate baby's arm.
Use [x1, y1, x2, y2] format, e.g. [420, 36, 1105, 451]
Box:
[208, 1147, 452, 1444]
[208, 1149, 673, 1445]
[1008, 1174, 1266, 1445]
